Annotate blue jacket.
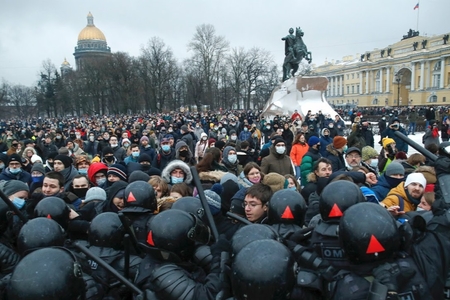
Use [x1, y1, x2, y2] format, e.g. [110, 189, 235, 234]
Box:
[239, 130, 252, 141]
[370, 174, 399, 202]
[319, 134, 333, 157]
[0, 168, 31, 184]
[381, 127, 408, 153]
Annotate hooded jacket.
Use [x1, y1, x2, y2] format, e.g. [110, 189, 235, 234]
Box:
[87, 162, 108, 186]
[300, 147, 322, 185]
[325, 144, 345, 172]
[260, 145, 294, 176]
[222, 146, 238, 175]
[381, 182, 419, 212]
[319, 129, 333, 157]
[161, 160, 193, 185]
[175, 141, 196, 166]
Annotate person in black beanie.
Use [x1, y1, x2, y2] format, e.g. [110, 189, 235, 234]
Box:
[138, 153, 161, 176]
[53, 155, 78, 191]
[44, 151, 58, 173]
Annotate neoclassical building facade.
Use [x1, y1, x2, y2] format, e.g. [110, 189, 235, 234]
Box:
[313, 30, 450, 107]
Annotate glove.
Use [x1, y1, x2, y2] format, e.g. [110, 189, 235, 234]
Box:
[210, 235, 231, 257]
[287, 226, 313, 244]
[372, 262, 416, 294]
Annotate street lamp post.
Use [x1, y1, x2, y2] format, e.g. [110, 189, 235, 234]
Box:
[395, 73, 401, 107]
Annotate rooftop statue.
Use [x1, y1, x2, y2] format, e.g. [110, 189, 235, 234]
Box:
[282, 27, 312, 82]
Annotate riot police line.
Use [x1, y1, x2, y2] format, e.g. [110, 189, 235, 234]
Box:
[1, 136, 450, 299]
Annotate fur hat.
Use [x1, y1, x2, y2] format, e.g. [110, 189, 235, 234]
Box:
[262, 173, 288, 193]
[414, 166, 437, 184]
[361, 146, 378, 161]
[107, 164, 128, 182]
[333, 136, 347, 149]
[161, 160, 193, 184]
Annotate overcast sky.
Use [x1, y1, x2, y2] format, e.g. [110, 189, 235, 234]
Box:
[1, 0, 448, 87]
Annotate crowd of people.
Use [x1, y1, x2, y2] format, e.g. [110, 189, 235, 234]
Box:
[0, 107, 450, 299]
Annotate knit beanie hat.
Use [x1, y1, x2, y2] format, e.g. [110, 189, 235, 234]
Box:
[54, 155, 73, 168]
[138, 153, 152, 164]
[273, 137, 286, 146]
[262, 173, 289, 193]
[215, 140, 226, 150]
[307, 136, 320, 147]
[201, 183, 223, 215]
[107, 164, 128, 182]
[47, 152, 59, 160]
[0, 180, 29, 196]
[8, 154, 22, 165]
[140, 136, 149, 143]
[58, 147, 70, 156]
[128, 170, 151, 183]
[333, 136, 347, 149]
[84, 187, 107, 203]
[385, 162, 405, 177]
[30, 154, 43, 164]
[220, 179, 240, 213]
[31, 163, 45, 175]
[405, 173, 426, 188]
[220, 172, 239, 185]
[102, 146, 114, 156]
[382, 138, 396, 149]
[361, 146, 378, 161]
[208, 138, 216, 147]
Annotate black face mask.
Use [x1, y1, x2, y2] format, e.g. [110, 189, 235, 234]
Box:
[70, 134, 76, 139]
[105, 156, 114, 162]
[73, 187, 88, 198]
[179, 150, 189, 157]
[141, 165, 150, 171]
[48, 162, 54, 168]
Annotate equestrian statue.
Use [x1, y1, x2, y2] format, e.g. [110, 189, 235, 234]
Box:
[281, 27, 312, 82]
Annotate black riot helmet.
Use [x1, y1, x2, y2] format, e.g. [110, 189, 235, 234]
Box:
[17, 217, 65, 257]
[231, 224, 278, 255]
[7, 247, 85, 300]
[34, 197, 71, 229]
[231, 239, 295, 300]
[319, 181, 365, 222]
[268, 189, 307, 226]
[171, 196, 206, 222]
[339, 202, 401, 264]
[438, 141, 450, 158]
[89, 212, 125, 250]
[147, 209, 211, 260]
[124, 181, 156, 210]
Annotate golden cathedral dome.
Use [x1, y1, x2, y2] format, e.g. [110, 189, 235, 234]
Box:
[61, 58, 70, 66]
[77, 12, 106, 42]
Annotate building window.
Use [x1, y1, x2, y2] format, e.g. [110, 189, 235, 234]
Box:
[357, 85, 360, 93]
[347, 74, 349, 80]
[443, 97, 447, 102]
[352, 73, 355, 79]
[352, 86, 355, 94]
[428, 95, 438, 103]
[347, 86, 350, 94]
[375, 70, 381, 92]
[432, 74, 441, 88]
[372, 98, 378, 105]
[357, 73, 360, 79]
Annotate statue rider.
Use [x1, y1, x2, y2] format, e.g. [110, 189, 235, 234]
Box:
[282, 28, 296, 61]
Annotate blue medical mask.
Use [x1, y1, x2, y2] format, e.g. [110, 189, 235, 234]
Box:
[32, 175, 44, 183]
[288, 186, 297, 191]
[9, 167, 21, 175]
[96, 178, 107, 186]
[12, 197, 26, 209]
[132, 151, 140, 157]
[162, 145, 170, 152]
[78, 169, 88, 175]
[171, 176, 184, 184]
[276, 146, 286, 154]
[343, 145, 348, 152]
[228, 154, 237, 164]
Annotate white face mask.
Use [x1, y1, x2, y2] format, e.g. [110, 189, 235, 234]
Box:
[276, 146, 286, 154]
[370, 159, 378, 168]
[110, 143, 118, 148]
[416, 206, 425, 211]
[231, 135, 237, 141]
[89, 136, 95, 142]
[228, 154, 237, 164]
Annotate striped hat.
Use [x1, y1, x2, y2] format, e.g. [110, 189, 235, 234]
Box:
[107, 164, 128, 182]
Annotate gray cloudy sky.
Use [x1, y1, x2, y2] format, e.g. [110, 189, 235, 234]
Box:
[1, 0, 448, 87]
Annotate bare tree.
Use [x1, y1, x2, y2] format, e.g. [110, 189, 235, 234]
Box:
[7, 84, 36, 118]
[187, 24, 229, 108]
[138, 37, 179, 112]
[226, 47, 247, 109]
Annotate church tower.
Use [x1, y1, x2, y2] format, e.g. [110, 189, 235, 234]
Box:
[73, 12, 111, 70]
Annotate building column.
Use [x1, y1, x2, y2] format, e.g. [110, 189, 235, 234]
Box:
[360, 71, 363, 94]
[340, 75, 343, 95]
[411, 62, 415, 91]
[420, 61, 425, 90]
[426, 61, 431, 89]
[440, 58, 445, 88]
[365, 70, 369, 94]
[379, 68, 383, 93]
[386, 67, 390, 93]
[331, 77, 334, 96]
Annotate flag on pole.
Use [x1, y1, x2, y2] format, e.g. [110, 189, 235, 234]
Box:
[414, 3, 419, 10]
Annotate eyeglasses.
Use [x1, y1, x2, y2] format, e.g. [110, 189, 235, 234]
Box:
[242, 202, 263, 208]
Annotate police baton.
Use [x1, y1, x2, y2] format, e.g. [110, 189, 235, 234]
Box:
[118, 212, 141, 255]
[226, 212, 252, 225]
[393, 131, 438, 162]
[190, 166, 219, 241]
[0, 188, 28, 224]
[74, 242, 144, 299]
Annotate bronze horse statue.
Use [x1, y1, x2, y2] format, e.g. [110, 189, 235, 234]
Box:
[282, 27, 312, 82]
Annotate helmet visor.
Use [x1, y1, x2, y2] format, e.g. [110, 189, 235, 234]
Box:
[187, 214, 211, 245]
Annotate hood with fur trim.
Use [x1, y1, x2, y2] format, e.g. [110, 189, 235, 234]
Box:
[199, 170, 227, 183]
[161, 159, 193, 184]
[175, 140, 193, 160]
[326, 143, 340, 157]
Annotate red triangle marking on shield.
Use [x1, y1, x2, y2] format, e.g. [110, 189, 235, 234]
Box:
[147, 231, 155, 246]
[366, 235, 385, 254]
[47, 214, 52, 219]
[281, 206, 294, 219]
[328, 203, 343, 218]
[127, 191, 137, 202]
